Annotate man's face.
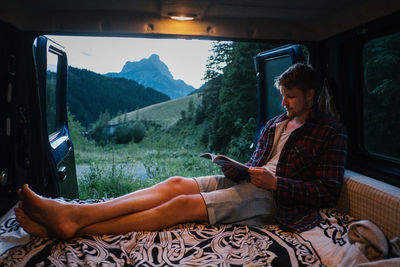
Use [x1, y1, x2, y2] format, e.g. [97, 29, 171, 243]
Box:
[280, 86, 314, 120]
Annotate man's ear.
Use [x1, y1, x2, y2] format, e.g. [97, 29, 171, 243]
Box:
[307, 88, 315, 102]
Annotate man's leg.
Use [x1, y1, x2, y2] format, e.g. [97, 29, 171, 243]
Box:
[77, 194, 208, 236]
[16, 193, 208, 238]
[17, 177, 201, 240]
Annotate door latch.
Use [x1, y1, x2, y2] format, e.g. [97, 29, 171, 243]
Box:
[58, 166, 67, 182]
[0, 171, 7, 185]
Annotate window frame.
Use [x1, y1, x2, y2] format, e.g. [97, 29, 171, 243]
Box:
[33, 35, 77, 198]
[253, 44, 307, 141]
[360, 32, 400, 162]
[341, 17, 400, 187]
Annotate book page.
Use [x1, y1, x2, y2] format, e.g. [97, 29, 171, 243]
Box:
[200, 153, 249, 172]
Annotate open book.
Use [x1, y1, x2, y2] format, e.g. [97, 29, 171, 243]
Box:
[200, 153, 250, 181]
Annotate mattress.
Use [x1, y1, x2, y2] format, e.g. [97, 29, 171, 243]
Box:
[0, 199, 356, 266]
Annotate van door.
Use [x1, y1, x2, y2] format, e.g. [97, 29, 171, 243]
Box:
[33, 36, 79, 199]
[253, 45, 307, 140]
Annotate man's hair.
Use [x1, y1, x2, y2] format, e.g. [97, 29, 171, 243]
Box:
[274, 63, 319, 94]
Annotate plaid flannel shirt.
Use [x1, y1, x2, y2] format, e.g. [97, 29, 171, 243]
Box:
[246, 108, 348, 231]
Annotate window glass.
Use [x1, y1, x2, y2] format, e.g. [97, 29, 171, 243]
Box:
[362, 32, 400, 159]
[264, 55, 291, 119]
[46, 50, 60, 137]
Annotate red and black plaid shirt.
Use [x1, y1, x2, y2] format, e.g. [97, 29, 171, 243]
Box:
[246, 109, 348, 231]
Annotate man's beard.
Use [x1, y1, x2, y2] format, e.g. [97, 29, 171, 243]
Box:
[285, 108, 294, 118]
[285, 105, 309, 119]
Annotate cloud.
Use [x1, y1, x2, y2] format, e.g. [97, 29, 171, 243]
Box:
[81, 52, 92, 57]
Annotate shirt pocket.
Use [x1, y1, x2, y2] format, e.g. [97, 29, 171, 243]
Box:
[292, 145, 318, 178]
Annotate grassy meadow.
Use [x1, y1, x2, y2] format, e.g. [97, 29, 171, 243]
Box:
[109, 93, 201, 127]
[72, 94, 221, 200]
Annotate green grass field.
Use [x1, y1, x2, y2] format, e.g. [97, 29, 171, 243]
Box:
[109, 93, 201, 127]
[75, 123, 220, 200]
[73, 92, 219, 199]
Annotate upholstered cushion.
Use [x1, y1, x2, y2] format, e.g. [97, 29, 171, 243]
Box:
[337, 170, 400, 239]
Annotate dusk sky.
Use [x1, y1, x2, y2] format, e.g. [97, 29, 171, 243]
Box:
[47, 35, 214, 89]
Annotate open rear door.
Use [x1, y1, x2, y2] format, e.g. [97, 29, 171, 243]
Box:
[33, 36, 78, 199]
[253, 45, 307, 140]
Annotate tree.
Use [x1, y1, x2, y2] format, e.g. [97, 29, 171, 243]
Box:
[67, 109, 89, 148]
[195, 42, 233, 150]
[91, 110, 112, 145]
[200, 41, 276, 153]
[180, 110, 186, 120]
[203, 41, 233, 82]
[187, 98, 195, 118]
[116, 110, 123, 124]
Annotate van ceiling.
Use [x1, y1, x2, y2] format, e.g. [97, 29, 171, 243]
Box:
[0, 0, 399, 41]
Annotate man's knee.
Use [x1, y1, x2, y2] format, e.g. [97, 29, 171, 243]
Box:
[163, 176, 199, 195]
[168, 194, 208, 222]
[165, 176, 185, 186]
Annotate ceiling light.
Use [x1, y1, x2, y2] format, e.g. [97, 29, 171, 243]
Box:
[168, 13, 196, 21]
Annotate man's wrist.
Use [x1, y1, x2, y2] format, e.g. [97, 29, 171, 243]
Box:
[271, 176, 278, 190]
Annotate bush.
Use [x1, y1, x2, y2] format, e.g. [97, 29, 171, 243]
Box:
[90, 126, 109, 146]
[68, 110, 92, 148]
[112, 122, 145, 144]
[114, 125, 134, 144]
[132, 122, 145, 143]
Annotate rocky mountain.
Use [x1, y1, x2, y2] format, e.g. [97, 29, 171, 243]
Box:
[106, 54, 196, 99]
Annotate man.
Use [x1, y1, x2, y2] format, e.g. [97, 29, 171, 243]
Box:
[244, 63, 347, 231]
[15, 63, 347, 240]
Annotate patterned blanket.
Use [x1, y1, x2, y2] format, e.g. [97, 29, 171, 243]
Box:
[0, 202, 356, 266]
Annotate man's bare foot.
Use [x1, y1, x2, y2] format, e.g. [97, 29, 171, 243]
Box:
[18, 184, 80, 240]
[14, 207, 49, 238]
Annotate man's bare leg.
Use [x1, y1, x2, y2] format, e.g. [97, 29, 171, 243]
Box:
[17, 177, 201, 240]
[77, 194, 208, 236]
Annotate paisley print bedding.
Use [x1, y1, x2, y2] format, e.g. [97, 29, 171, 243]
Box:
[0, 199, 355, 266]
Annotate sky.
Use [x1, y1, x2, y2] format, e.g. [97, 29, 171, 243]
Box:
[47, 35, 214, 89]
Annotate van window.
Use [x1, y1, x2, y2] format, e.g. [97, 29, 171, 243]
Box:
[362, 32, 400, 160]
[46, 50, 61, 137]
[45, 36, 280, 199]
[264, 55, 291, 119]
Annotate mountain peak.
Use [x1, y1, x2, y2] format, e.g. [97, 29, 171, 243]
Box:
[149, 54, 159, 61]
[120, 54, 173, 80]
[107, 55, 196, 99]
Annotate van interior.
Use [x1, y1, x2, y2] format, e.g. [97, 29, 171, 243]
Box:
[0, 1, 399, 266]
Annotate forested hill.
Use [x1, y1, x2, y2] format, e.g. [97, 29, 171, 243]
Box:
[67, 67, 170, 127]
[106, 54, 196, 99]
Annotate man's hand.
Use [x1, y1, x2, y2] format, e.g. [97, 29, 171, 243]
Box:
[248, 167, 277, 190]
[221, 165, 241, 181]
